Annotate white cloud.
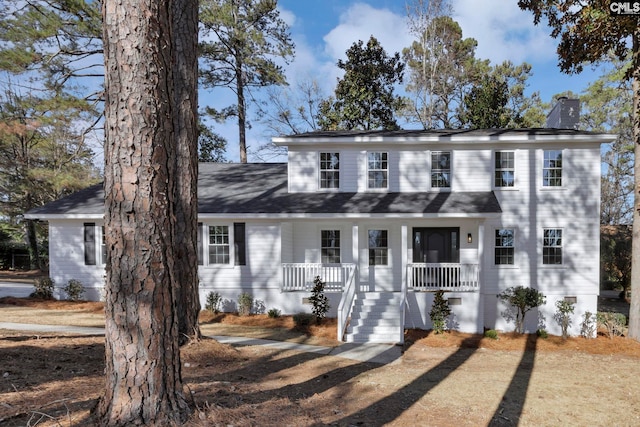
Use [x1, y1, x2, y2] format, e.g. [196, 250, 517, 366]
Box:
[323, 3, 412, 61]
[453, 0, 557, 65]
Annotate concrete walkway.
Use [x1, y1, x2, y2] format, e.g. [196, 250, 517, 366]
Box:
[0, 322, 403, 365]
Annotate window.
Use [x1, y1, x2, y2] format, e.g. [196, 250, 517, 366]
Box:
[431, 151, 451, 188]
[209, 226, 230, 264]
[234, 223, 246, 266]
[84, 223, 106, 265]
[367, 152, 388, 189]
[495, 229, 514, 265]
[101, 226, 107, 265]
[543, 150, 562, 187]
[543, 228, 562, 265]
[321, 230, 341, 264]
[495, 151, 515, 187]
[319, 152, 340, 189]
[368, 229, 388, 265]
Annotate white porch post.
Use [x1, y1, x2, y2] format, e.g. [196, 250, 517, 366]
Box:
[352, 222, 359, 287]
[401, 224, 407, 290]
[478, 220, 485, 332]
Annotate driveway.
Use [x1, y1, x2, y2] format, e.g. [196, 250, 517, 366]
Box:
[0, 281, 34, 298]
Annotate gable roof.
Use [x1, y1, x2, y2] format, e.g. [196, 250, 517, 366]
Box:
[25, 162, 501, 220]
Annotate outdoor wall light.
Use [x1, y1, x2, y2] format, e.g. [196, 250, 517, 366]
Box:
[467, 233, 472, 244]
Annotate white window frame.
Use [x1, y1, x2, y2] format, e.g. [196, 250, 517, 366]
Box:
[431, 151, 452, 189]
[368, 229, 389, 266]
[207, 224, 232, 265]
[319, 152, 340, 190]
[494, 151, 515, 188]
[542, 228, 563, 265]
[321, 230, 341, 264]
[367, 151, 388, 190]
[99, 225, 106, 265]
[494, 228, 515, 265]
[542, 149, 563, 187]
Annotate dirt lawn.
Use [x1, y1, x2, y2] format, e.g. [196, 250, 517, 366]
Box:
[1, 297, 640, 426]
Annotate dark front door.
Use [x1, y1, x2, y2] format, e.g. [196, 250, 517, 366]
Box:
[413, 227, 460, 263]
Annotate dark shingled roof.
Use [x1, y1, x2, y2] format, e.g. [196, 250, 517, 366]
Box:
[26, 163, 502, 217]
[277, 128, 608, 139]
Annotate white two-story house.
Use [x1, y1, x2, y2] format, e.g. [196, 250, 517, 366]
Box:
[25, 128, 614, 343]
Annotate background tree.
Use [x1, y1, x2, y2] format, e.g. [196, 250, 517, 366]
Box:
[402, 15, 488, 128]
[255, 78, 325, 159]
[518, 0, 640, 340]
[580, 58, 634, 225]
[98, 0, 197, 422]
[459, 74, 509, 128]
[403, 0, 453, 129]
[199, 121, 228, 162]
[0, 0, 103, 99]
[199, 0, 294, 163]
[491, 61, 544, 128]
[0, 82, 99, 269]
[601, 225, 632, 299]
[318, 36, 405, 131]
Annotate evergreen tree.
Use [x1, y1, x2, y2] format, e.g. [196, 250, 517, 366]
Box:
[199, 0, 294, 163]
[318, 36, 405, 131]
[459, 75, 510, 129]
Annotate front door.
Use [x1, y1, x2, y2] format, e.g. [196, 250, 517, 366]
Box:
[413, 228, 460, 263]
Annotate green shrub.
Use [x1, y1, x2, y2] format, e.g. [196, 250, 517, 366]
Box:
[237, 292, 253, 316]
[597, 311, 627, 339]
[293, 312, 315, 328]
[309, 276, 330, 324]
[536, 328, 548, 339]
[267, 308, 281, 318]
[580, 311, 596, 339]
[497, 286, 546, 334]
[484, 329, 499, 340]
[63, 279, 85, 301]
[205, 291, 222, 313]
[429, 290, 452, 334]
[30, 277, 55, 300]
[554, 299, 575, 339]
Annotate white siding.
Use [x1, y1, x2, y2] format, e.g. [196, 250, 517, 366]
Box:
[48, 220, 105, 300]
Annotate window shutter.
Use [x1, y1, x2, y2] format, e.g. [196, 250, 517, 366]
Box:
[84, 223, 96, 265]
[197, 222, 203, 265]
[234, 222, 246, 266]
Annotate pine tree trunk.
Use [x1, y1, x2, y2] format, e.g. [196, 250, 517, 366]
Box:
[172, 0, 202, 344]
[25, 218, 41, 270]
[97, 0, 191, 424]
[629, 26, 640, 341]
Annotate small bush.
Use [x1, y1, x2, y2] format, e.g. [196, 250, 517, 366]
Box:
[536, 328, 548, 339]
[497, 286, 546, 334]
[267, 308, 281, 318]
[309, 276, 330, 324]
[484, 329, 498, 340]
[237, 292, 253, 316]
[554, 299, 575, 339]
[429, 290, 452, 334]
[30, 277, 55, 300]
[580, 311, 596, 339]
[205, 291, 222, 314]
[293, 312, 315, 328]
[63, 279, 85, 301]
[597, 311, 627, 339]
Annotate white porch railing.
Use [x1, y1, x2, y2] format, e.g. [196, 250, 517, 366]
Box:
[281, 263, 356, 292]
[337, 266, 358, 342]
[407, 263, 479, 292]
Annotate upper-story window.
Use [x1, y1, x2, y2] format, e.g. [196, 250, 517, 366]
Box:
[367, 152, 388, 189]
[431, 151, 451, 188]
[321, 230, 341, 264]
[495, 151, 515, 187]
[543, 150, 562, 187]
[319, 152, 340, 189]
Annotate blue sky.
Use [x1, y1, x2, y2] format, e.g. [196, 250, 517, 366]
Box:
[202, 0, 606, 162]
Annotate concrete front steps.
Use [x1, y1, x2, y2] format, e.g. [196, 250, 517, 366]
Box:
[345, 292, 403, 344]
